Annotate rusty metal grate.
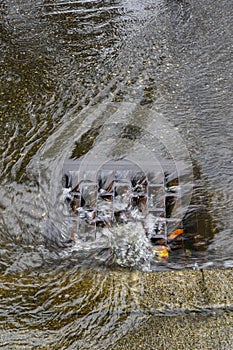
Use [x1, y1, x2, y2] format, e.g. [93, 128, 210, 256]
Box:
[62, 159, 183, 247]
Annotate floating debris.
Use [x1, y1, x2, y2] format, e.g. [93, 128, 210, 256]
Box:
[168, 228, 184, 240]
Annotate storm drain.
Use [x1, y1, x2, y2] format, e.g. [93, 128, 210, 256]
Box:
[62, 159, 183, 247]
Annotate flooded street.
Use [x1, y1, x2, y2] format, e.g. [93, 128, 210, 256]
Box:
[0, 0, 232, 348]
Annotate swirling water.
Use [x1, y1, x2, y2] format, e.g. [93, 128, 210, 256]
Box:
[0, 0, 232, 348]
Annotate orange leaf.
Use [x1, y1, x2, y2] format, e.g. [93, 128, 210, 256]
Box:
[168, 228, 184, 240]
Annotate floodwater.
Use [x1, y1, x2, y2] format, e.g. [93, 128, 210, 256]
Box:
[0, 0, 232, 348]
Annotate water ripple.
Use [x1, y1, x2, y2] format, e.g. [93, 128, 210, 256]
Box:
[0, 0, 233, 346]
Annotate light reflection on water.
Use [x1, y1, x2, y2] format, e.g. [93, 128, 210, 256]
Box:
[0, 0, 232, 347]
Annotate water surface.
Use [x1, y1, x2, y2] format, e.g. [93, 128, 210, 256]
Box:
[0, 0, 232, 347]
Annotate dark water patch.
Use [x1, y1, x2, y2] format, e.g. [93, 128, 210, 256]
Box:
[70, 125, 102, 159]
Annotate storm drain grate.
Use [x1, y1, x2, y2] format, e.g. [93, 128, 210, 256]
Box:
[62, 159, 183, 246]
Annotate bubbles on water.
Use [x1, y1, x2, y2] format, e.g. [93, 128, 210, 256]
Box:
[109, 222, 155, 269]
[70, 221, 155, 270]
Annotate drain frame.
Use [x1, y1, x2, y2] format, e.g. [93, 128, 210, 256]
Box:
[62, 158, 184, 246]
